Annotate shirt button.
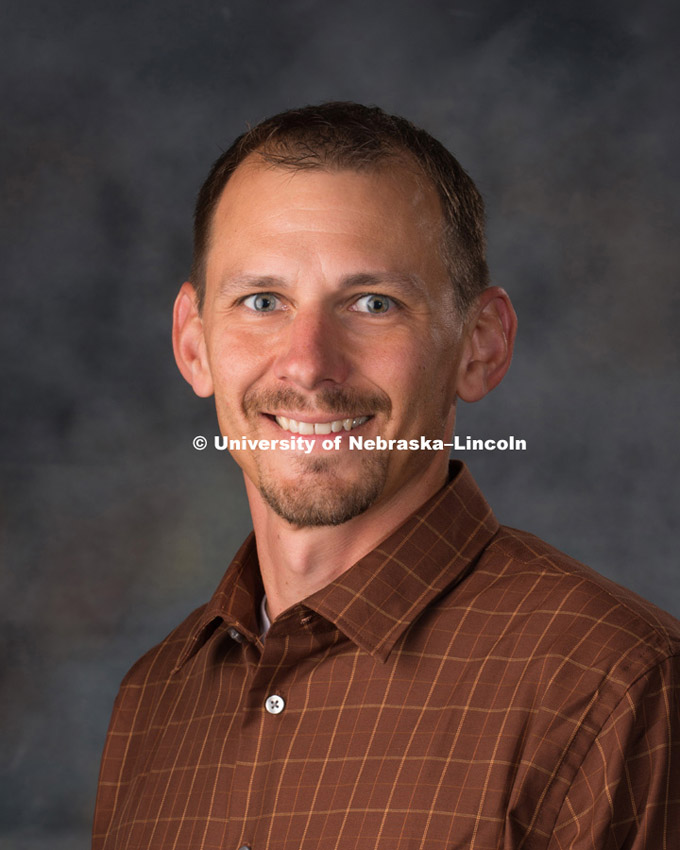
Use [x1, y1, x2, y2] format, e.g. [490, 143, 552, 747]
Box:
[237, 845, 250, 850]
[265, 694, 285, 714]
[227, 627, 244, 643]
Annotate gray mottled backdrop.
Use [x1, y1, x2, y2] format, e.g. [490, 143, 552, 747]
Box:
[2, 0, 678, 846]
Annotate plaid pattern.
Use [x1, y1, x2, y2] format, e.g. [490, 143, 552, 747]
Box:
[93, 462, 680, 849]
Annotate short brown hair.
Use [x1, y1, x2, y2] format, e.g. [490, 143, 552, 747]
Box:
[191, 101, 489, 313]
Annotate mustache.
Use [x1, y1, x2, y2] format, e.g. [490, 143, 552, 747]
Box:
[243, 386, 392, 419]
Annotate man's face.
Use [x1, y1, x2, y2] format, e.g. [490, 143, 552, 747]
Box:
[194, 157, 465, 526]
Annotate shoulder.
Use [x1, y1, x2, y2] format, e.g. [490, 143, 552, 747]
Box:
[470, 530, 680, 843]
[117, 603, 209, 693]
[438, 524, 680, 693]
[496, 525, 678, 646]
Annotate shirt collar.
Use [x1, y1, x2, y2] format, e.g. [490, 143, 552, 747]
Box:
[303, 461, 499, 661]
[174, 461, 499, 670]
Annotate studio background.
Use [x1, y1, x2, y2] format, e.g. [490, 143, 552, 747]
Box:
[2, 0, 678, 847]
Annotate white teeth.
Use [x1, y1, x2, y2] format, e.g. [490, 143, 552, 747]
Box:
[274, 415, 370, 435]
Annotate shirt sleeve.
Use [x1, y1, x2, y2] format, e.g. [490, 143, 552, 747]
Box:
[549, 654, 680, 849]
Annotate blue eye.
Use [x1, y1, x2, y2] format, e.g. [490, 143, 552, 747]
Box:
[353, 294, 394, 314]
[244, 293, 280, 312]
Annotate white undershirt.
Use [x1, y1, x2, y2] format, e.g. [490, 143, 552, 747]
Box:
[260, 594, 271, 637]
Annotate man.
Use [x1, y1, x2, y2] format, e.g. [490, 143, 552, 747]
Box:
[93, 103, 680, 849]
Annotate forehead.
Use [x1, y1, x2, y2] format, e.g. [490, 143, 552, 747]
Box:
[205, 156, 447, 281]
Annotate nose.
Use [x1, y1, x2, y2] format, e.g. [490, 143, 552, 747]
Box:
[273, 307, 351, 390]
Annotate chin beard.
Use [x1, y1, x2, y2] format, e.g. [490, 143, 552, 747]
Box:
[256, 452, 389, 527]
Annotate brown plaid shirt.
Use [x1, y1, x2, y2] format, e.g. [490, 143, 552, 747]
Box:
[93, 462, 680, 849]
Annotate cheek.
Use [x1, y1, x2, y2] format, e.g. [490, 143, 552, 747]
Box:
[387, 336, 457, 385]
[208, 331, 268, 384]
[374, 352, 438, 418]
[207, 341, 261, 423]
[400, 346, 459, 420]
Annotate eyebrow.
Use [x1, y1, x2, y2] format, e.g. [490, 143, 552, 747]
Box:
[217, 271, 425, 299]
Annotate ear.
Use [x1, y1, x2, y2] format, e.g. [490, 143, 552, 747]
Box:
[456, 286, 517, 403]
[172, 282, 214, 397]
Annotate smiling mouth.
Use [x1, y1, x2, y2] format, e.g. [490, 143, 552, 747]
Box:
[272, 415, 371, 435]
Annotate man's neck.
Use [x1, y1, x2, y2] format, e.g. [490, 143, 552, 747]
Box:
[244, 459, 450, 621]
